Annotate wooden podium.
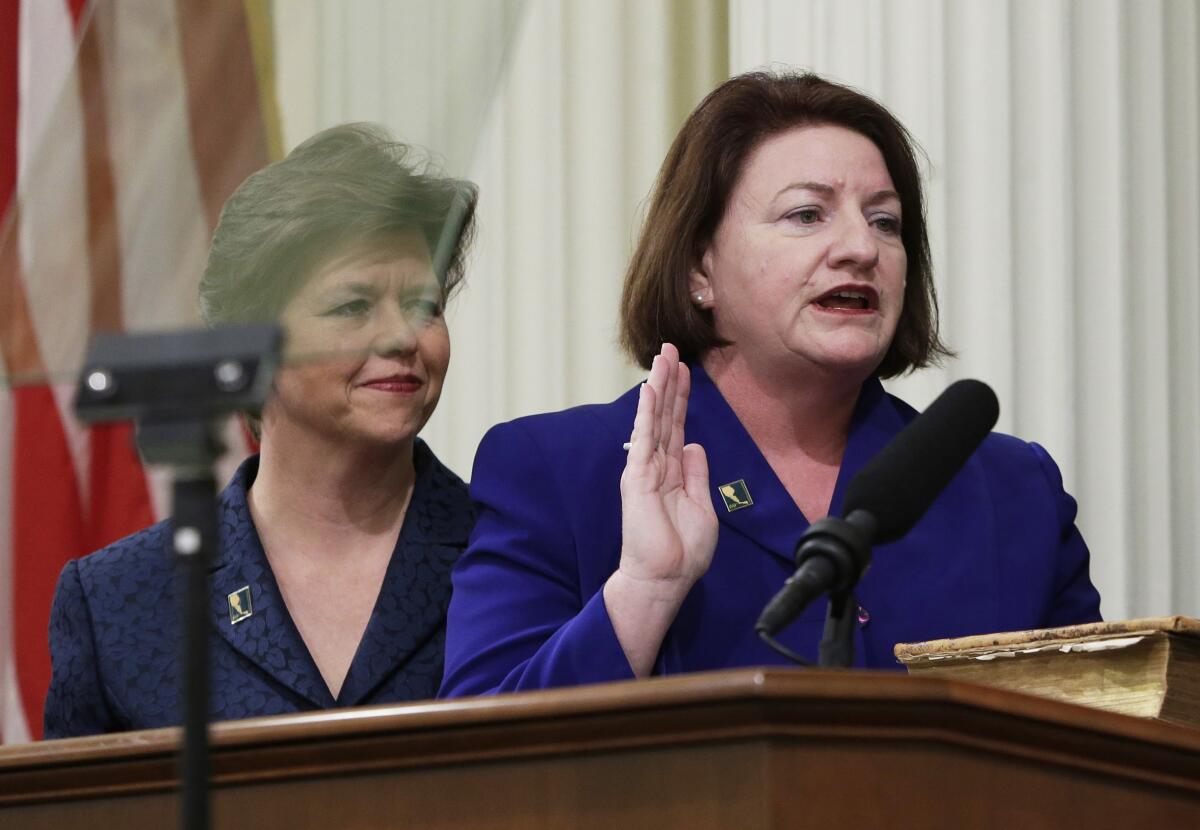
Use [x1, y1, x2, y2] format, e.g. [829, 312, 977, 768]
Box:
[2, 669, 1199, 828]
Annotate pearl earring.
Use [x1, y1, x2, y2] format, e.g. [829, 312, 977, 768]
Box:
[693, 292, 705, 302]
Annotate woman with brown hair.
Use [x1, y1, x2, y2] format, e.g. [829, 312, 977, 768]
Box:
[441, 72, 1100, 695]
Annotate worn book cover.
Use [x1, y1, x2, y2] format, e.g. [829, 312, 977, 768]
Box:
[895, 617, 1200, 728]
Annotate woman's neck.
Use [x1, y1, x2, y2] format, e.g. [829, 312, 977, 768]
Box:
[248, 421, 417, 557]
[701, 348, 866, 465]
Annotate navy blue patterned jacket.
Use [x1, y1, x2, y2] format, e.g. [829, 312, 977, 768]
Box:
[44, 440, 473, 739]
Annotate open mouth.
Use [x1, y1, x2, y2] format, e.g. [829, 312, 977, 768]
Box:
[814, 287, 877, 312]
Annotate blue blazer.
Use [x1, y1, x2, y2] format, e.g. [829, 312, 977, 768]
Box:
[441, 366, 1102, 696]
[44, 440, 474, 739]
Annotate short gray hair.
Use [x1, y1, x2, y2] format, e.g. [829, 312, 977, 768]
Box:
[199, 122, 477, 326]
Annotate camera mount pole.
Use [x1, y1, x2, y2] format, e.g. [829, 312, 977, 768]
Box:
[75, 325, 282, 830]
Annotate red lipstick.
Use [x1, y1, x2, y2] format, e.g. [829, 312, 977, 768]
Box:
[360, 374, 423, 393]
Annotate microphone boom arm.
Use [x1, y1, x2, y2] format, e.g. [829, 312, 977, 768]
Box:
[756, 510, 876, 667]
[753, 378, 1001, 670]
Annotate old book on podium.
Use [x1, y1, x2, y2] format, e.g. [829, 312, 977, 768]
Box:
[2, 668, 1199, 829]
[895, 616, 1200, 728]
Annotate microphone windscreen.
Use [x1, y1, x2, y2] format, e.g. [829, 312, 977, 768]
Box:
[843, 379, 999, 543]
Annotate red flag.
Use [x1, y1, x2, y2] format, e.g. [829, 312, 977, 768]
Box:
[0, 0, 277, 743]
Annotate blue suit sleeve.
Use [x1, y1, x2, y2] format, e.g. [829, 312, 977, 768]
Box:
[1028, 442, 1103, 626]
[44, 560, 121, 738]
[440, 420, 635, 696]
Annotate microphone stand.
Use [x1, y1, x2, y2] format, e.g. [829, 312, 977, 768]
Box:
[757, 379, 1002, 668]
[136, 418, 223, 830]
[756, 512, 875, 668]
[75, 325, 281, 830]
[818, 590, 859, 668]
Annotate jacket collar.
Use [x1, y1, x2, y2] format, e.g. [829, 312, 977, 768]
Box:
[685, 363, 906, 566]
[209, 441, 471, 708]
[337, 441, 471, 704]
[209, 455, 333, 708]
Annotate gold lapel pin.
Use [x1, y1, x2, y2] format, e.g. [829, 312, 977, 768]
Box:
[227, 586, 253, 625]
[719, 479, 753, 512]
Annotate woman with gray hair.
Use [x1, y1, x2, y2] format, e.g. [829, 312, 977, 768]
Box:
[44, 124, 477, 737]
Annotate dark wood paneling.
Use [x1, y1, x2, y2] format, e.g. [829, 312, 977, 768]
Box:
[2, 669, 1198, 828]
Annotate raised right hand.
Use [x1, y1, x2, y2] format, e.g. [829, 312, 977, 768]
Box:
[618, 343, 718, 591]
[604, 343, 718, 676]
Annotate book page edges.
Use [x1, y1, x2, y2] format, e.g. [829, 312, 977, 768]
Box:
[894, 616, 1200, 663]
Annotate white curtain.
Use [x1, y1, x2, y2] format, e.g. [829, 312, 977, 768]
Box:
[732, 0, 1200, 621]
[274, 0, 1199, 622]
[273, 0, 728, 478]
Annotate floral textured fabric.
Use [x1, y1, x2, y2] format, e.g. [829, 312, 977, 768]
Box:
[44, 439, 474, 739]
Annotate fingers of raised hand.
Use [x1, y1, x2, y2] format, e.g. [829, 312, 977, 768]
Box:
[627, 381, 657, 467]
[680, 443, 713, 510]
[658, 348, 678, 448]
[647, 351, 674, 449]
[666, 362, 690, 458]
[648, 343, 684, 453]
[626, 344, 687, 484]
[680, 443, 718, 570]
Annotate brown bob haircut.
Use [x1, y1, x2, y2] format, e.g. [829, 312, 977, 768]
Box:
[620, 71, 950, 377]
[200, 122, 477, 327]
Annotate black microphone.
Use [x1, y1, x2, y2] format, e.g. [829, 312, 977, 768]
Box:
[756, 379, 1000, 638]
[843, 378, 1000, 543]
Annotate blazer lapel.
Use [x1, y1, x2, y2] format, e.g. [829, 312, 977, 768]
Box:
[826, 377, 909, 516]
[686, 365, 808, 566]
[336, 444, 472, 706]
[209, 458, 335, 709]
[686, 366, 906, 566]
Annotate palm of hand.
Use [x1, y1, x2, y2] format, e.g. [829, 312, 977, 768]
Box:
[619, 346, 718, 590]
